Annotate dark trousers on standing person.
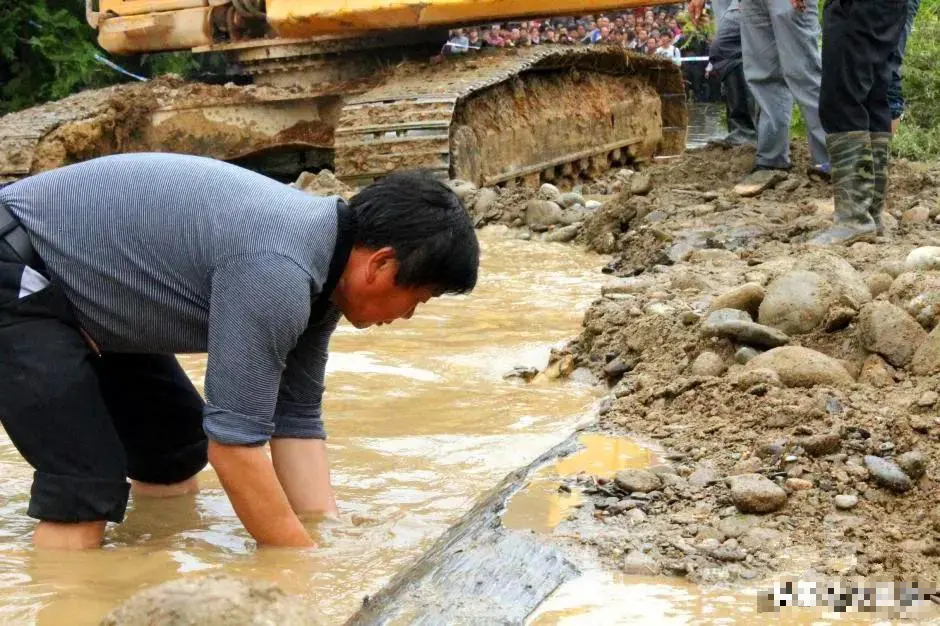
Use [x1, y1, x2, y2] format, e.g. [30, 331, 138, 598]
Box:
[812, 0, 907, 245]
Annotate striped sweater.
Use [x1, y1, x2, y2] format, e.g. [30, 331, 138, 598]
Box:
[0, 153, 344, 445]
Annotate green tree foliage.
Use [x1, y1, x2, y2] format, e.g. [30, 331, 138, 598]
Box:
[0, 1, 197, 115]
[893, 0, 940, 160]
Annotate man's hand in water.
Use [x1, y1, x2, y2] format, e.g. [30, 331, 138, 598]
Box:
[208, 440, 316, 548]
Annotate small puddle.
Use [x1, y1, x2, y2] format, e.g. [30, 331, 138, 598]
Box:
[503, 434, 657, 534]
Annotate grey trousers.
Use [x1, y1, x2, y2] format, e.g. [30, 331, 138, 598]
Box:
[740, 0, 829, 168]
[713, 0, 734, 24]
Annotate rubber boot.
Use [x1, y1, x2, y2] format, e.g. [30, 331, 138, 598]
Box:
[809, 131, 878, 246]
[870, 132, 892, 235]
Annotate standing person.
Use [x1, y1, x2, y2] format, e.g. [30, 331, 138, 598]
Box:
[694, 0, 830, 183]
[0, 155, 479, 549]
[888, 0, 922, 132]
[655, 34, 682, 65]
[708, 0, 759, 146]
[810, 0, 907, 244]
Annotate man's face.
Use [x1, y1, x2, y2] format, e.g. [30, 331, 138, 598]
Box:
[638, 29, 648, 40]
[333, 247, 434, 329]
[511, 28, 521, 41]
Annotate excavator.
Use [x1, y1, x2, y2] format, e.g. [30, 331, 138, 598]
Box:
[0, 1, 688, 187]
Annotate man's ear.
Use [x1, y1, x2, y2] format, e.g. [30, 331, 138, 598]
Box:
[366, 247, 398, 282]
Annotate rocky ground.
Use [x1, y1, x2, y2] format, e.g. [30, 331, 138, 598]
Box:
[456, 142, 940, 591]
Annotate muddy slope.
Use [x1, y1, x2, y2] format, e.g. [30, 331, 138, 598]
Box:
[531, 143, 940, 586]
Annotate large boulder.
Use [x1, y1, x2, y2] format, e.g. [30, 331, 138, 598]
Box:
[744, 347, 854, 388]
[888, 271, 940, 330]
[758, 253, 871, 336]
[100, 576, 320, 626]
[858, 301, 927, 367]
[794, 251, 871, 307]
[524, 200, 565, 230]
[758, 270, 834, 335]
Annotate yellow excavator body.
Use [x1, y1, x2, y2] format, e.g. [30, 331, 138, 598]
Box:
[0, 1, 687, 186]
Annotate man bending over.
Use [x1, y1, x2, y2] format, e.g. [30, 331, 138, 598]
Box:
[0, 155, 479, 549]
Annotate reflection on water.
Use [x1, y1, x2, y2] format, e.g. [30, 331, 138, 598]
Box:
[0, 227, 608, 625]
[686, 102, 725, 150]
[503, 434, 657, 535]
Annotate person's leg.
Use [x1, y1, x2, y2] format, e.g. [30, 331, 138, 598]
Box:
[711, 2, 758, 146]
[0, 262, 130, 549]
[94, 353, 208, 499]
[867, 0, 909, 229]
[888, 0, 921, 127]
[741, 0, 793, 169]
[811, 0, 877, 244]
[768, 0, 828, 168]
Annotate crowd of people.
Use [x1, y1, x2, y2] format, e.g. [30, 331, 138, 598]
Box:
[444, 7, 702, 66]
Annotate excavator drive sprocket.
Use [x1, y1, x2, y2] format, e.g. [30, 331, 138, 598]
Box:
[334, 46, 687, 188]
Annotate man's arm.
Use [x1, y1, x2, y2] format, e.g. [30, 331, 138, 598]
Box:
[688, 0, 706, 23]
[271, 307, 342, 517]
[208, 441, 314, 546]
[270, 439, 338, 517]
[204, 254, 315, 547]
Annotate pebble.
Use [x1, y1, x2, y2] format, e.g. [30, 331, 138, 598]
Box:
[729, 474, 788, 514]
[690, 351, 727, 377]
[799, 433, 842, 457]
[625, 508, 647, 523]
[785, 478, 813, 491]
[744, 347, 854, 388]
[731, 457, 763, 475]
[701, 309, 790, 349]
[718, 515, 759, 539]
[603, 356, 636, 381]
[858, 354, 895, 387]
[538, 183, 562, 202]
[889, 271, 940, 331]
[865, 272, 894, 298]
[896, 450, 927, 480]
[902, 205, 930, 223]
[904, 246, 940, 272]
[735, 347, 760, 365]
[472, 188, 498, 215]
[864, 455, 913, 493]
[630, 173, 653, 196]
[917, 391, 939, 407]
[585, 200, 603, 210]
[858, 301, 927, 368]
[614, 469, 663, 493]
[834, 494, 858, 510]
[708, 283, 766, 319]
[740, 527, 785, 551]
[557, 191, 585, 208]
[711, 544, 748, 562]
[622, 550, 659, 575]
[688, 465, 722, 489]
[544, 223, 582, 243]
[913, 325, 940, 376]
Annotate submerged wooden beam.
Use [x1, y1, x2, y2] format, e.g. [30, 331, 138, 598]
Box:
[344, 430, 587, 625]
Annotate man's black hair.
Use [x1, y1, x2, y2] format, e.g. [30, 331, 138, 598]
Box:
[349, 170, 479, 295]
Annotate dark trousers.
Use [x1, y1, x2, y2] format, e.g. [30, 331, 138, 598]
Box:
[820, 0, 908, 134]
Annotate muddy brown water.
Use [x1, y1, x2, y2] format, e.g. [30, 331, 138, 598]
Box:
[0, 228, 607, 625]
[0, 226, 931, 625]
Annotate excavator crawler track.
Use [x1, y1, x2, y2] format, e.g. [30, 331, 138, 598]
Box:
[334, 46, 687, 187]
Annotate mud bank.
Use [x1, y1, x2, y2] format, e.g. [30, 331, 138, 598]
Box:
[518, 143, 940, 590]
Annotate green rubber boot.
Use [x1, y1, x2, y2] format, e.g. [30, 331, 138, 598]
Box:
[870, 132, 892, 235]
[810, 131, 878, 246]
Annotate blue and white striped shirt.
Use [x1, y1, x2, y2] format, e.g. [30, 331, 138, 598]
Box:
[0, 153, 343, 445]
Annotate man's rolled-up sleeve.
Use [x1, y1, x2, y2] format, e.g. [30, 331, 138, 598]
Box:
[273, 306, 342, 440]
[203, 254, 312, 446]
